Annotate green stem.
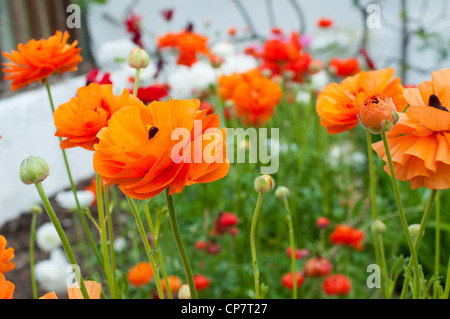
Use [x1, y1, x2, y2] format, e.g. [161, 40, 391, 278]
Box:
[434, 190, 441, 297]
[444, 257, 450, 299]
[144, 204, 173, 299]
[133, 68, 141, 96]
[250, 192, 264, 299]
[165, 189, 198, 299]
[381, 131, 420, 299]
[34, 181, 90, 299]
[45, 79, 102, 267]
[378, 236, 390, 297]
[400, 188, 437, 298]
[103, 184, 118, 298]
[29, 213, 38, 299]
[126, 196, 165, 299]
[366, 131, 387, 298]
[283, 197, 297, 299]
[96, 174, 116, 299]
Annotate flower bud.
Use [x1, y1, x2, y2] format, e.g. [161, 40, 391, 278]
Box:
[178, 284, 191, 299]
[20, 156, 50, 185]
[408, 224, 421, 238]
[316, 217, 330, 229]
[254, 174, 275, 193]
[127, 48, 150, 69]
[275, 186, 289, 199]
[31, 205, 43, 215]
[371, 220, 386, 234]
[358, 94, 399, 134]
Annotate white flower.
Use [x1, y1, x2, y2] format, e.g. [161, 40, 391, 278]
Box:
[295, 91, 312, 105]
[55, 190, 95, 210]
[311, 70, 330, 91]
[167, 61, 217, 99]
[218, 54, 258, 76]
[113, 237, 127, 253]
[96, 39, 138, 69]
[211, 41, 235, 58]
[327, 143, 366, 170]
[36, 222, 61, 252]
[35, 249, 70, 294]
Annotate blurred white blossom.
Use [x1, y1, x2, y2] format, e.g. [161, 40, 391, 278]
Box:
[211, 40, 235, 58]
[218, 54, 258, 76]
[35, 249, 70, 294]
[36, 222, 61, 252]
[55, 190, 95, 210]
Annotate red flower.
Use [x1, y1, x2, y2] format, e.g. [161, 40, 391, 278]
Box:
[316, 217, 330, 229]
[323, 274, 352, 296]
[359, 47, 376, 70]
[330, 225, 364, 250]
[161, 8, 174, 22]
[286, 247, 301, 260]
[228, 27, 237, 36]
[195, 240, 206, 250]
[199, 101, 215, 115]
[125, 11, 143, 47]
[219, 212, 239, 227]
[206, 240, 221, 255]
[193, 274, 210, 290]
[86, 68, 112, 85]
[328, 57, 360, 77]
[318, 18, 333, 28]
[281, 272, 304, 289]
[134, 85, 168, 104]
[303, 257, 333, 277]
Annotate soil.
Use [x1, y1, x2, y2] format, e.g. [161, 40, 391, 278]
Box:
[0, 177, 96, 299]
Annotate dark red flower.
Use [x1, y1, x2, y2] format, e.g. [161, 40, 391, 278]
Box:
[206, 240, 221, 255]
[161, 8, 174, 22]
[359, 46, 376, 70]
[86, 68, 112, 86]
[125, 11, 143, 47]
[199, 101, 215, 115]
[134, 85, 168, 104]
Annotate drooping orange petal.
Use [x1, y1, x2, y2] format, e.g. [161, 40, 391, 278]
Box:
[39, 291, 58, 299]
[67, 281, 101, 299]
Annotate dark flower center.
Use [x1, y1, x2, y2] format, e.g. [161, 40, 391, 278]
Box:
[428, 94, 449, 112]
[148, 126, 159, 140]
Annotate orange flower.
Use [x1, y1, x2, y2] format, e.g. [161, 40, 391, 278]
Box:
[158, 31, 210, 67]
[328, 57, 360, 77]
[281, 271, 304, 289]
[0, 235, 15, 274]
[0, 273, 14, 299]
[54, 83, 144, 151]
[372, 69, 450, 190]
[218, 69, 282, 125]
[160, 275, 183, 293]
[316, 67, 407, 134]
[359, 94, 399, 134]
[93, 98, 229, 199]
[323, 274, 352, 296]
[2, 31, 82, 90]
[318, 18, 334, 28]
[39, 281, 101, 299]
[330, 224, 364, 250]
[127, 262, 153, 286]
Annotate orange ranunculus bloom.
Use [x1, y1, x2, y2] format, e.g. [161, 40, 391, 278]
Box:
[0, 273, 14, 299]
[157, 31, 210, 67]
[54, 83, 144, 151]
[328, 57, 360, 77]
[161, 275, 183, 293]
[0, 235, 15, 274]
[39, 281, 101, 299]
[93, 98, 229, 199]
[359, 94, 399, 134]
[372, 69, 450, 190]
[316, 67, 407, 134]
[218, 69, 283, 125]
[2, 31, 82, 90]
[127, 262, 153, 286]
[330, 224, 364, 250]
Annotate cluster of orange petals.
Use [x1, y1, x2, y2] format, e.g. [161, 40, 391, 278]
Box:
[372, 69, 450, 190]
[316, 67, 407, 134]
[93, 98, 229, 199]
[218, 69, 283, 125]
[258, 31, 312, 82]
[54, 83, 144, 151]
[0, 235, 15, 274]
[127, 262, 154, 286]
[40, 281, 101, 299]
[2, 31, 82, 90]
[328, 57, 360, 77]
[157, 31, 211, 66]
[160, 275, 183, 293]
[330, 225, 364, 251]
[0, 273, 14, 299]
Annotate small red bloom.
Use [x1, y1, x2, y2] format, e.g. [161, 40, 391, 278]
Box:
[286, 247, 301, 260]
[219, 212, 239, 228]
[193, 274, 210, 291]
[228, 27, 237, 36]
[86, 68, 112, 86]
[330, 225, 364, 251]
[316, 217, 330, 229]
[206, 240, 221, 255]
[195, 240, 206, 250]
[161, 8, 174, 22]
[199, 101, 215, 115]
[303, 257, 333, 277]
[134, 85, 168, 105]
[328, 57, 360, 77]
[323, 274, 352, 296]
[318, 18, 334, 28]
[125, 11, 143, 47]
[281, 272, 304, 289]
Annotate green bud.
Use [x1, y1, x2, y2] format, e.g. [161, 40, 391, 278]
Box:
[178, 284, 191, 299]
[20, 156, 50, 185]
[275, 186, 289, 199]
[408, 224, 421, 237]
[127, 47, 150, 69]
[371, 220, 386, 234]
[254, 174, 275, 193]
[31, 205, 43, 215]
